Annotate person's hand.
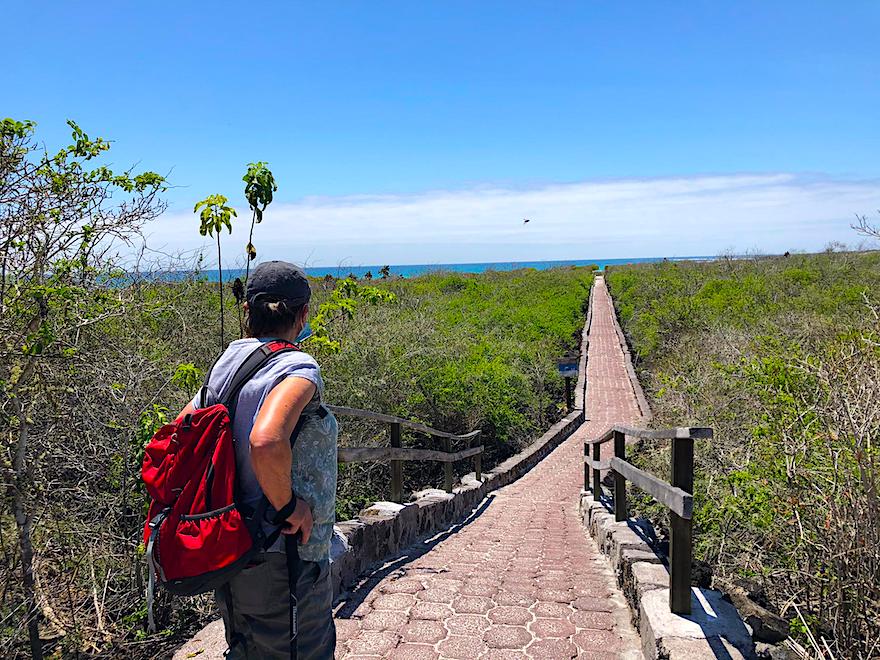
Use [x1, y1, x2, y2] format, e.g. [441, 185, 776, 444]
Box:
[282, 497, 313, 543]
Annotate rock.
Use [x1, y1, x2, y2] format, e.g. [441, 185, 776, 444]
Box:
[358, 501, 405, 517]
[716, 578, 788, 644]
[755, 642, 798, 659]
[691, 558, 713, 589]
[410, 488, 449, 502]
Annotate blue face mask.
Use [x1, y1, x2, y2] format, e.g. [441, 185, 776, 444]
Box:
[295, 321, 313, 343]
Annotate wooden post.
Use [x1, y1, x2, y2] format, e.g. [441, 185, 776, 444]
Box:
[613, 430, 627, 522]
[565, 376, 573, 411]
[390, 422, 402, 503]
[443, 437, 454, 493]
[592, 440, 601, 496]
[669, 436, 694, 615]
[473, 431, 482, 482]
[583, 442, 589, 491]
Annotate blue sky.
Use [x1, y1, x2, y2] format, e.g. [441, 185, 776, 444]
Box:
[4, 2, 879, 266]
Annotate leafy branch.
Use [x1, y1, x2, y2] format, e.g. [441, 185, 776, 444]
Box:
[194, 194, 236, 352]
[242, 161, 277, 281]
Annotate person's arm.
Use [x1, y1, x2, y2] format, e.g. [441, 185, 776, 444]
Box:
[250, 376, 317, 542]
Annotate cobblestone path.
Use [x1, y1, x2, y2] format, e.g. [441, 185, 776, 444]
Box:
[335, 276, 646, 659]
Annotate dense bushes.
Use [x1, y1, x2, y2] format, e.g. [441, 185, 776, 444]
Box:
[1, 118, 594, 657]
[606, 252, 880, 657]
[317, 268, 594, 518]
[0, 263, 592, 658]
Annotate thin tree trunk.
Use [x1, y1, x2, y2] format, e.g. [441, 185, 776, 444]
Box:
[245, 210, 256, 285]
[217, 235, 224, 353]
[12, 395, 42, 660]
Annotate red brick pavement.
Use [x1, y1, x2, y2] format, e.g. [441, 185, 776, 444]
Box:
[335, 276, 645, 659]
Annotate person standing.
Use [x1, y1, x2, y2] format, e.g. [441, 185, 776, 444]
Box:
[180, 261, 338, 658]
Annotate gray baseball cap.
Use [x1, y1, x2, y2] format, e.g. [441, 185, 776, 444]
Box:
[246, 261, 311, 305]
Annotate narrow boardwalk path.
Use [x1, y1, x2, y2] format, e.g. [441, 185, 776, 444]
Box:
[335, 276, 645, 659]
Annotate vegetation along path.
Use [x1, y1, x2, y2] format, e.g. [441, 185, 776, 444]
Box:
[332, 275, 643, 659]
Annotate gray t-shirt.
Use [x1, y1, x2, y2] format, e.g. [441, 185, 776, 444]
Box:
[195, 338, 338, 562]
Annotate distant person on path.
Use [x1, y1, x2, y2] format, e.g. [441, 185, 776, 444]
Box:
[181, 261, 338, 659]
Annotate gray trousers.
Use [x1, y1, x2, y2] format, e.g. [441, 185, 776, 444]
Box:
[216, 552, 335, 660]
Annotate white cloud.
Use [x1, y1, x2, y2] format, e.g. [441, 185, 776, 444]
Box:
[145, 173, 880, 268]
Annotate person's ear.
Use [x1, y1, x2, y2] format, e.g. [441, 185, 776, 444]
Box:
[301, 304, 309, 322]
[243, 302, 250, 313]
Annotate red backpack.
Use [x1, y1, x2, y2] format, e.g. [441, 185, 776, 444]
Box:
[141, 340, 299, 630]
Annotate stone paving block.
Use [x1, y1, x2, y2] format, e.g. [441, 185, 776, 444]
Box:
[389, 643, 439, 660]
[400, 620, 446, 644]
[484, 625, 534, 649]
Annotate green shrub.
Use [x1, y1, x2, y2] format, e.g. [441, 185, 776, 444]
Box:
[607, 252, 880, 657]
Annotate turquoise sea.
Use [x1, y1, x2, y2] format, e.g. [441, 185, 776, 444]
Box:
[197, 256, 713, 282]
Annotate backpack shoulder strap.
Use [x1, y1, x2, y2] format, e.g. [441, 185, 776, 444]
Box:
[219, 340, 301, 421]
[197, 350, 224, 409]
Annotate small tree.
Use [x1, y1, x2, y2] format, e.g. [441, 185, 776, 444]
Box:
[242, 161, 277, 284]
[0, 118, 165, 659]
[194, 194, 236, 352]
[379, 265, 391, 279]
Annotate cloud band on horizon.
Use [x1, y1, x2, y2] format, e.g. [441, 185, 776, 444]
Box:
[146, 173, 880, 268]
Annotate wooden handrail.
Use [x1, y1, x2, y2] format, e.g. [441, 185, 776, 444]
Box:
[584, 424, 709, 616]
[338, 445, 483, 464]
[585, 425, 712, 445]
[609, 457, 693, 519]
[328, 405, 481, 441]
[330, 404, 483, 500]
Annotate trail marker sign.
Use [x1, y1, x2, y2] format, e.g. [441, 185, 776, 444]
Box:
[558, 358, 579, 411]
[557, 362, 578, 379]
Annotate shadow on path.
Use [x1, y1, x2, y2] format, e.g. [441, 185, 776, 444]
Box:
[334, 494, 497, 619]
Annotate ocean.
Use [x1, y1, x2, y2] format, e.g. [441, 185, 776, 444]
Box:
[195, 256, 713, 281]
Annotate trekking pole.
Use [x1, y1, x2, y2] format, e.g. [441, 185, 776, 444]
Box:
[285, 532, 302, 659]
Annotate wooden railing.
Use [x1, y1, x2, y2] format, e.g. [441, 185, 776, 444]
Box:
[584, 425, 712, 614]
[330, 405, 483, 503]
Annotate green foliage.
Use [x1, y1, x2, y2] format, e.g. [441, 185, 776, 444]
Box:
[170, 363, 202, 395]
[307, 277, 397, 353]
[1, 118, 170, 657]
[242, 161, 277, 224]
[313, 266, 593, 518]
[194, 194, 236, 237]
[608, 252, 880, 656]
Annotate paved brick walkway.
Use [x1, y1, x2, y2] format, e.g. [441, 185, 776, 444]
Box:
[335, 276, 645, 659]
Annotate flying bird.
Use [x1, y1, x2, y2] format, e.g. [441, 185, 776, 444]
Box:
[523, 218, 530, 224]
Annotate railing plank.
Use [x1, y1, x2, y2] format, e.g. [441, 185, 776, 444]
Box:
[328, 405, 481, 441]
[586, 425, 712, 444]
[338, 445, 483, 464]
[585, 429, 615, 446]
[583, 456, 611, 471]
[609, 457, 693, 519]
[614, 425, 713, 440]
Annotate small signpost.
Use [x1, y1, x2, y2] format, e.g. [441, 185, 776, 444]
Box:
[557, 357, 579, 411]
